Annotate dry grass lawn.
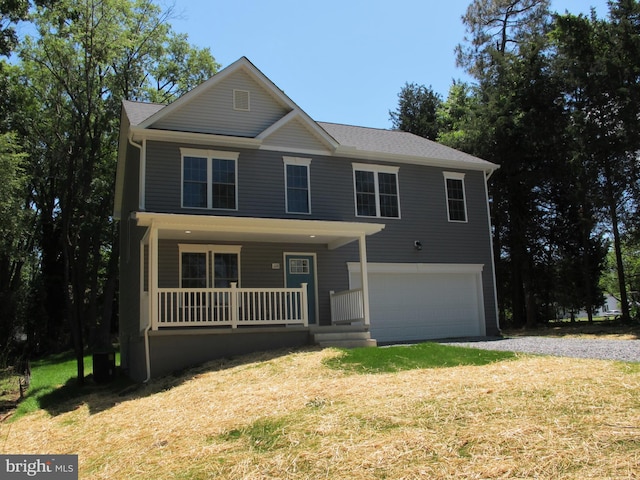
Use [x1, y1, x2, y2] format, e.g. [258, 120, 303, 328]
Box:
[2, 347, 639, 479]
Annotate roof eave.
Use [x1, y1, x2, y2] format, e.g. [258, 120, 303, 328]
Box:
[334, 146, 499, 172]
[130, 126, 263, 149]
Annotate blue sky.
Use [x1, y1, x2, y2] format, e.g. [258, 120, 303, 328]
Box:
[170, 0, 611, 129]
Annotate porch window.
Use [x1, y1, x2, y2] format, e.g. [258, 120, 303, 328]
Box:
[181, 148, 239, 210]
[353, 163, 400, 218]
[443, 172, 468, 222]
[179, 245, 241, 287]
[283, 157, 311, 214]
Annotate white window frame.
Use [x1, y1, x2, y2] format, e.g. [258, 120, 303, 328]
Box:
[352, 163, 401, 219]
[178, 244, 242, 288]
[283, 156, 312, 214]
[443, 171, 468, 223]
[181, 148, 239, 210]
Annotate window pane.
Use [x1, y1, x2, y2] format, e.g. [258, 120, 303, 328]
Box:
[380, 193, 399, 217]
[183, 157, 208, 208]
[447, 178, 464, 200]
[355, 170, 377, 216]
[287, 164, 308, 189]
[181, 253, 207, 288]
[378, 173, 399, 217]
[212, 159, 236, 209]
[355, 170, 375, 193]
[448, 199, 466, 221]
[286, 164, 309, 213]
[289, 258, 309, 274]
[446, 178, 466, 221]
[214, 253, 238, 287]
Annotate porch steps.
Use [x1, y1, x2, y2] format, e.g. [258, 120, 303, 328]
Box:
[310, 325, 377, 348]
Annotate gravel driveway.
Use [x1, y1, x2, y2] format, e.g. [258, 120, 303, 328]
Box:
[440, 336, 640, 363]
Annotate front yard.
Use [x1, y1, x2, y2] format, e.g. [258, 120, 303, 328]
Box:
[1, 341, 639, 479]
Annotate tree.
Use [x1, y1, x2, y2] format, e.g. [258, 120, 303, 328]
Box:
[13, 0, 219, 383]
[0, 132, 32, 364]
[389, 83, 442, 140]
[455, 0, 564, 327]
[552, 1, 640, 322]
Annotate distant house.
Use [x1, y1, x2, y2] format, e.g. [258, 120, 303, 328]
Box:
[113, 57, 500, 381]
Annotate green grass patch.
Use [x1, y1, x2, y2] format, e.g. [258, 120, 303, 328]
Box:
[10, 350, 126, 421]
[219, 417, 291, 452]
[324, 342, 517, 373]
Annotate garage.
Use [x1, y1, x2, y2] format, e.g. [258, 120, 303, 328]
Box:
[348, 263, 486, 343]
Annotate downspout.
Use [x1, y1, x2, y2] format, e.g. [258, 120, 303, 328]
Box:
[128, 135, 152, 383]
[484, 167, 500, 334]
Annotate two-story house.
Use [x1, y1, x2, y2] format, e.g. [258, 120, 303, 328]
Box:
[114, 57, 500, 381]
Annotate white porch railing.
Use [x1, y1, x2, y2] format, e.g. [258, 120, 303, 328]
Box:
[155, 283, 308, 328]
[330, 288, 365, 325]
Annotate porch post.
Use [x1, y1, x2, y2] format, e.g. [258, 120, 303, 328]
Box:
[301, 283, 308, 326]
[358, 234, 371, 326]
[230, 282, 238, 328]
[149, 223, 158, 330]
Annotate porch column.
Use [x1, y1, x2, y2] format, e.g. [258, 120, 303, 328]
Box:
[358, 234, 371, 326]
[149, 223, 159, 330]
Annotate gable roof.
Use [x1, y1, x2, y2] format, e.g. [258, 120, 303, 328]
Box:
[120, 56, 497, 176]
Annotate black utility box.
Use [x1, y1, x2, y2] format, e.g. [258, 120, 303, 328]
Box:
[93, 350, 116, 383]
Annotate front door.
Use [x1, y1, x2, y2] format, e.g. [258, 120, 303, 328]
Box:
[284, 254, 317, 324]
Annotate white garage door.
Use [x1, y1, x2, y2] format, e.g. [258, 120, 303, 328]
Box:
[349, 263, 486, 343]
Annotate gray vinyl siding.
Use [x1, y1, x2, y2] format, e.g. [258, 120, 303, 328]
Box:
[261, 117, 331, 153]
[152, 70, 289, 137]
[143, 141, 496, 329]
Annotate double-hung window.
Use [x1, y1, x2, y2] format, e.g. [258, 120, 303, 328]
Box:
[353, 163, 400, 218]
[179, 245, 241, 288]
[284, 157, 311, 214]
[181, 148, 238, 210]
[443, 171, 468, 222]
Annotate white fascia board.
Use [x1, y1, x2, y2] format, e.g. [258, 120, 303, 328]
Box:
[347, 262, 485, 275]
[129, 127, 262, 149]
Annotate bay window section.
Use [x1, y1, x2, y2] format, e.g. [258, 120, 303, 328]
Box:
[181, 148, 238, 210]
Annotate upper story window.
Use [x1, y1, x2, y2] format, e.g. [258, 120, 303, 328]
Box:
[181, 148, 238, 210]
[352, 163, 400, 218]
[443, 171, 468, 223]
[283, 156, 311, 214]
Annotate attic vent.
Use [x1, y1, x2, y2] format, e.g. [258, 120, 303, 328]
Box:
[233, 89, 250, 111]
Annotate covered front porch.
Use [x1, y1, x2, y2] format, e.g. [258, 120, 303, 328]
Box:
[134, 212, 384, 331]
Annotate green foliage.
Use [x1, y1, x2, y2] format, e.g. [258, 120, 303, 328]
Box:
[389, 82, 442, 140]
[324, 343, 516, 374]
[2, 0, 220, 363]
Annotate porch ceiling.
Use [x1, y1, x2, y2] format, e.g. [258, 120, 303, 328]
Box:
[132, 212, 385, 250]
